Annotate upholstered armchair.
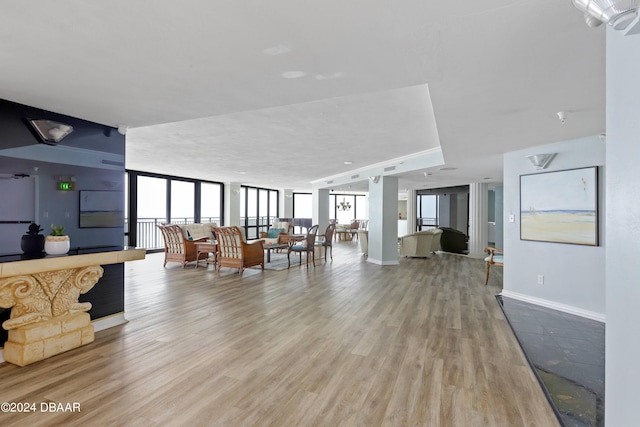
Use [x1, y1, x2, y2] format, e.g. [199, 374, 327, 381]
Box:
[357, 230, 368, 257]
[439, 227, 468, 254]
[213, 226, 265, 276]
[399, 228, 443, 258]
[259, 221, 291, 245]
[157, 224, 208, 268]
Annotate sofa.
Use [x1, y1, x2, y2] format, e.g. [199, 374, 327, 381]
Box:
[399, 228, 443, 258]
[179, 222, 217, 241]
[438, 227, 468, 254]
[259, 221, 291, 245]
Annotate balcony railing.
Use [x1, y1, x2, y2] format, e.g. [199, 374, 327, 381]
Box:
[127, 217, 221, 250]
[417, 217, 439, 231]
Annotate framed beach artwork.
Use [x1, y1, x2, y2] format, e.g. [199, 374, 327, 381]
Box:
[520, 166, 598, 246]
[79, 190, 125, 228]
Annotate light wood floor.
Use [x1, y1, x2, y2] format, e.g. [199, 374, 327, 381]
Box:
[0, 243, 559, 426]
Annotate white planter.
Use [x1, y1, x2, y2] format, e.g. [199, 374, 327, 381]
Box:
[45, 236, 70, 255]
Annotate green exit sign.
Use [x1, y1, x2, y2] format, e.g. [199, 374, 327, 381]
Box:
[58, 181, 74, 191]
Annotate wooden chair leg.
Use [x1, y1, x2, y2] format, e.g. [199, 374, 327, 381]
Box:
[485, 262, 490, 286]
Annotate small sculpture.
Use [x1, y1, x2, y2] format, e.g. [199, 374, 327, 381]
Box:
[21, 223, 45, 255]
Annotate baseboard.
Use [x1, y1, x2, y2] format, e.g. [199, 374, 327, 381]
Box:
[92, 312, 128, 332]
[500, 290, 605, 323]
[367, 258, 400, 266]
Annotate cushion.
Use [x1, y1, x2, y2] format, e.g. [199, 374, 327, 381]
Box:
[291, 244, 310, 250]
[267, 227, 285, 238]
[272, 222, 290, 232]
[485, 255, 504, 263]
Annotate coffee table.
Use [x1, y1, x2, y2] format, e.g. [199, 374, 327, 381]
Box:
[263, 243, 289, 262]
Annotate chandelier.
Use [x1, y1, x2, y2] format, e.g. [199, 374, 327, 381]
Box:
[337, 198, 351, 211]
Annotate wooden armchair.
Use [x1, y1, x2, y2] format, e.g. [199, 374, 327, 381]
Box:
[213, 226, 264, 276]
[484, 247, 504, 285]
[157, 224, 208, 268]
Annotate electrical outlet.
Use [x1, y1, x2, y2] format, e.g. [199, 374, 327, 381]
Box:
[537, 275, 544, 285]
[509, 214, 515, 223]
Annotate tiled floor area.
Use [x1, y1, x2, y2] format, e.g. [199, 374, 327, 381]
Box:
[498, 296, 605, 427]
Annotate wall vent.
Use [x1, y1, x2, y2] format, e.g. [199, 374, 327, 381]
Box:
[384, 166, 396, 172]
[326, 180, 334, 184]
[351, 174, 360, 179]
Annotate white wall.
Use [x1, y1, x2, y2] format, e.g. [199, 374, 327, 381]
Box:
[503, 136, 605, 316]
[605, 27, 640, 427]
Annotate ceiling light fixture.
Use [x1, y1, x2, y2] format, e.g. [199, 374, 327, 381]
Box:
[337, 198, 351, 211]
[572, 0, 639, 30]
[282, 71, 306, 79]
[25, 119, 74, 145]
[599, 133, 607, 143]
[526, 153, 556, 170]
[557, 111, 567, 124]
[343, 161, 353, 165]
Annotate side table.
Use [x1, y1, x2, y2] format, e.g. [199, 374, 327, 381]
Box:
[195, 241, 217, 269]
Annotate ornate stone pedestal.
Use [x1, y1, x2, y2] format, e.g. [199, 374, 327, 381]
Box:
[4, 312, 94, 366]
[0, 248, 145, 366]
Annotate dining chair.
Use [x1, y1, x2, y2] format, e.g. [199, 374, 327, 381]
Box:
[315, 223, 336, 261]
[288, 225, 319, 268]
[484, 247, 504, 285]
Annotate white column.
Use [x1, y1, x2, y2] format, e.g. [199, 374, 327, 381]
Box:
[368, 176, 399, 265]
[224, 182, 241, 226]
[605, 27, 640, 426]
[406, 189, 417, 233]
[281, 189, 293, 219]
[312, 188, 330, 233]
[468, 182, 488, 258]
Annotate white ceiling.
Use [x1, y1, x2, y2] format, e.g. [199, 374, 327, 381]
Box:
[0, 0, 605, 193]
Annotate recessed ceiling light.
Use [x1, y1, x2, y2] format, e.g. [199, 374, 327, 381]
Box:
[282, 71, 306, 79]
[440, 167, 457, 171]
[343, 161, 353, 165]
[238, 171, 247, 174]
[263, 45, 291, 56]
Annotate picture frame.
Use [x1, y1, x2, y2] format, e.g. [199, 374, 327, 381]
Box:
[520, 166, 598, 246]
[79, 190, 125, 228]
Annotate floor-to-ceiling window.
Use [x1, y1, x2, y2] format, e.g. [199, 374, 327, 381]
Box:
[127, 171, 223, 250]
[417, 194, 438, 230]
[201, 182, 222, 223]
[292, 193, 312, 234]
[240, 186, 278, 240]
[330, 193, 367, 224]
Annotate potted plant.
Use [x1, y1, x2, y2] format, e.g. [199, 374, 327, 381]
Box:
[44, 224, 70, 255]
[21, 223, 45, 255]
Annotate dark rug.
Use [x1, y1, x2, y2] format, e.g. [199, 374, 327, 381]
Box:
[251, 253, 304, 270]
[496, 295, 604, 427]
